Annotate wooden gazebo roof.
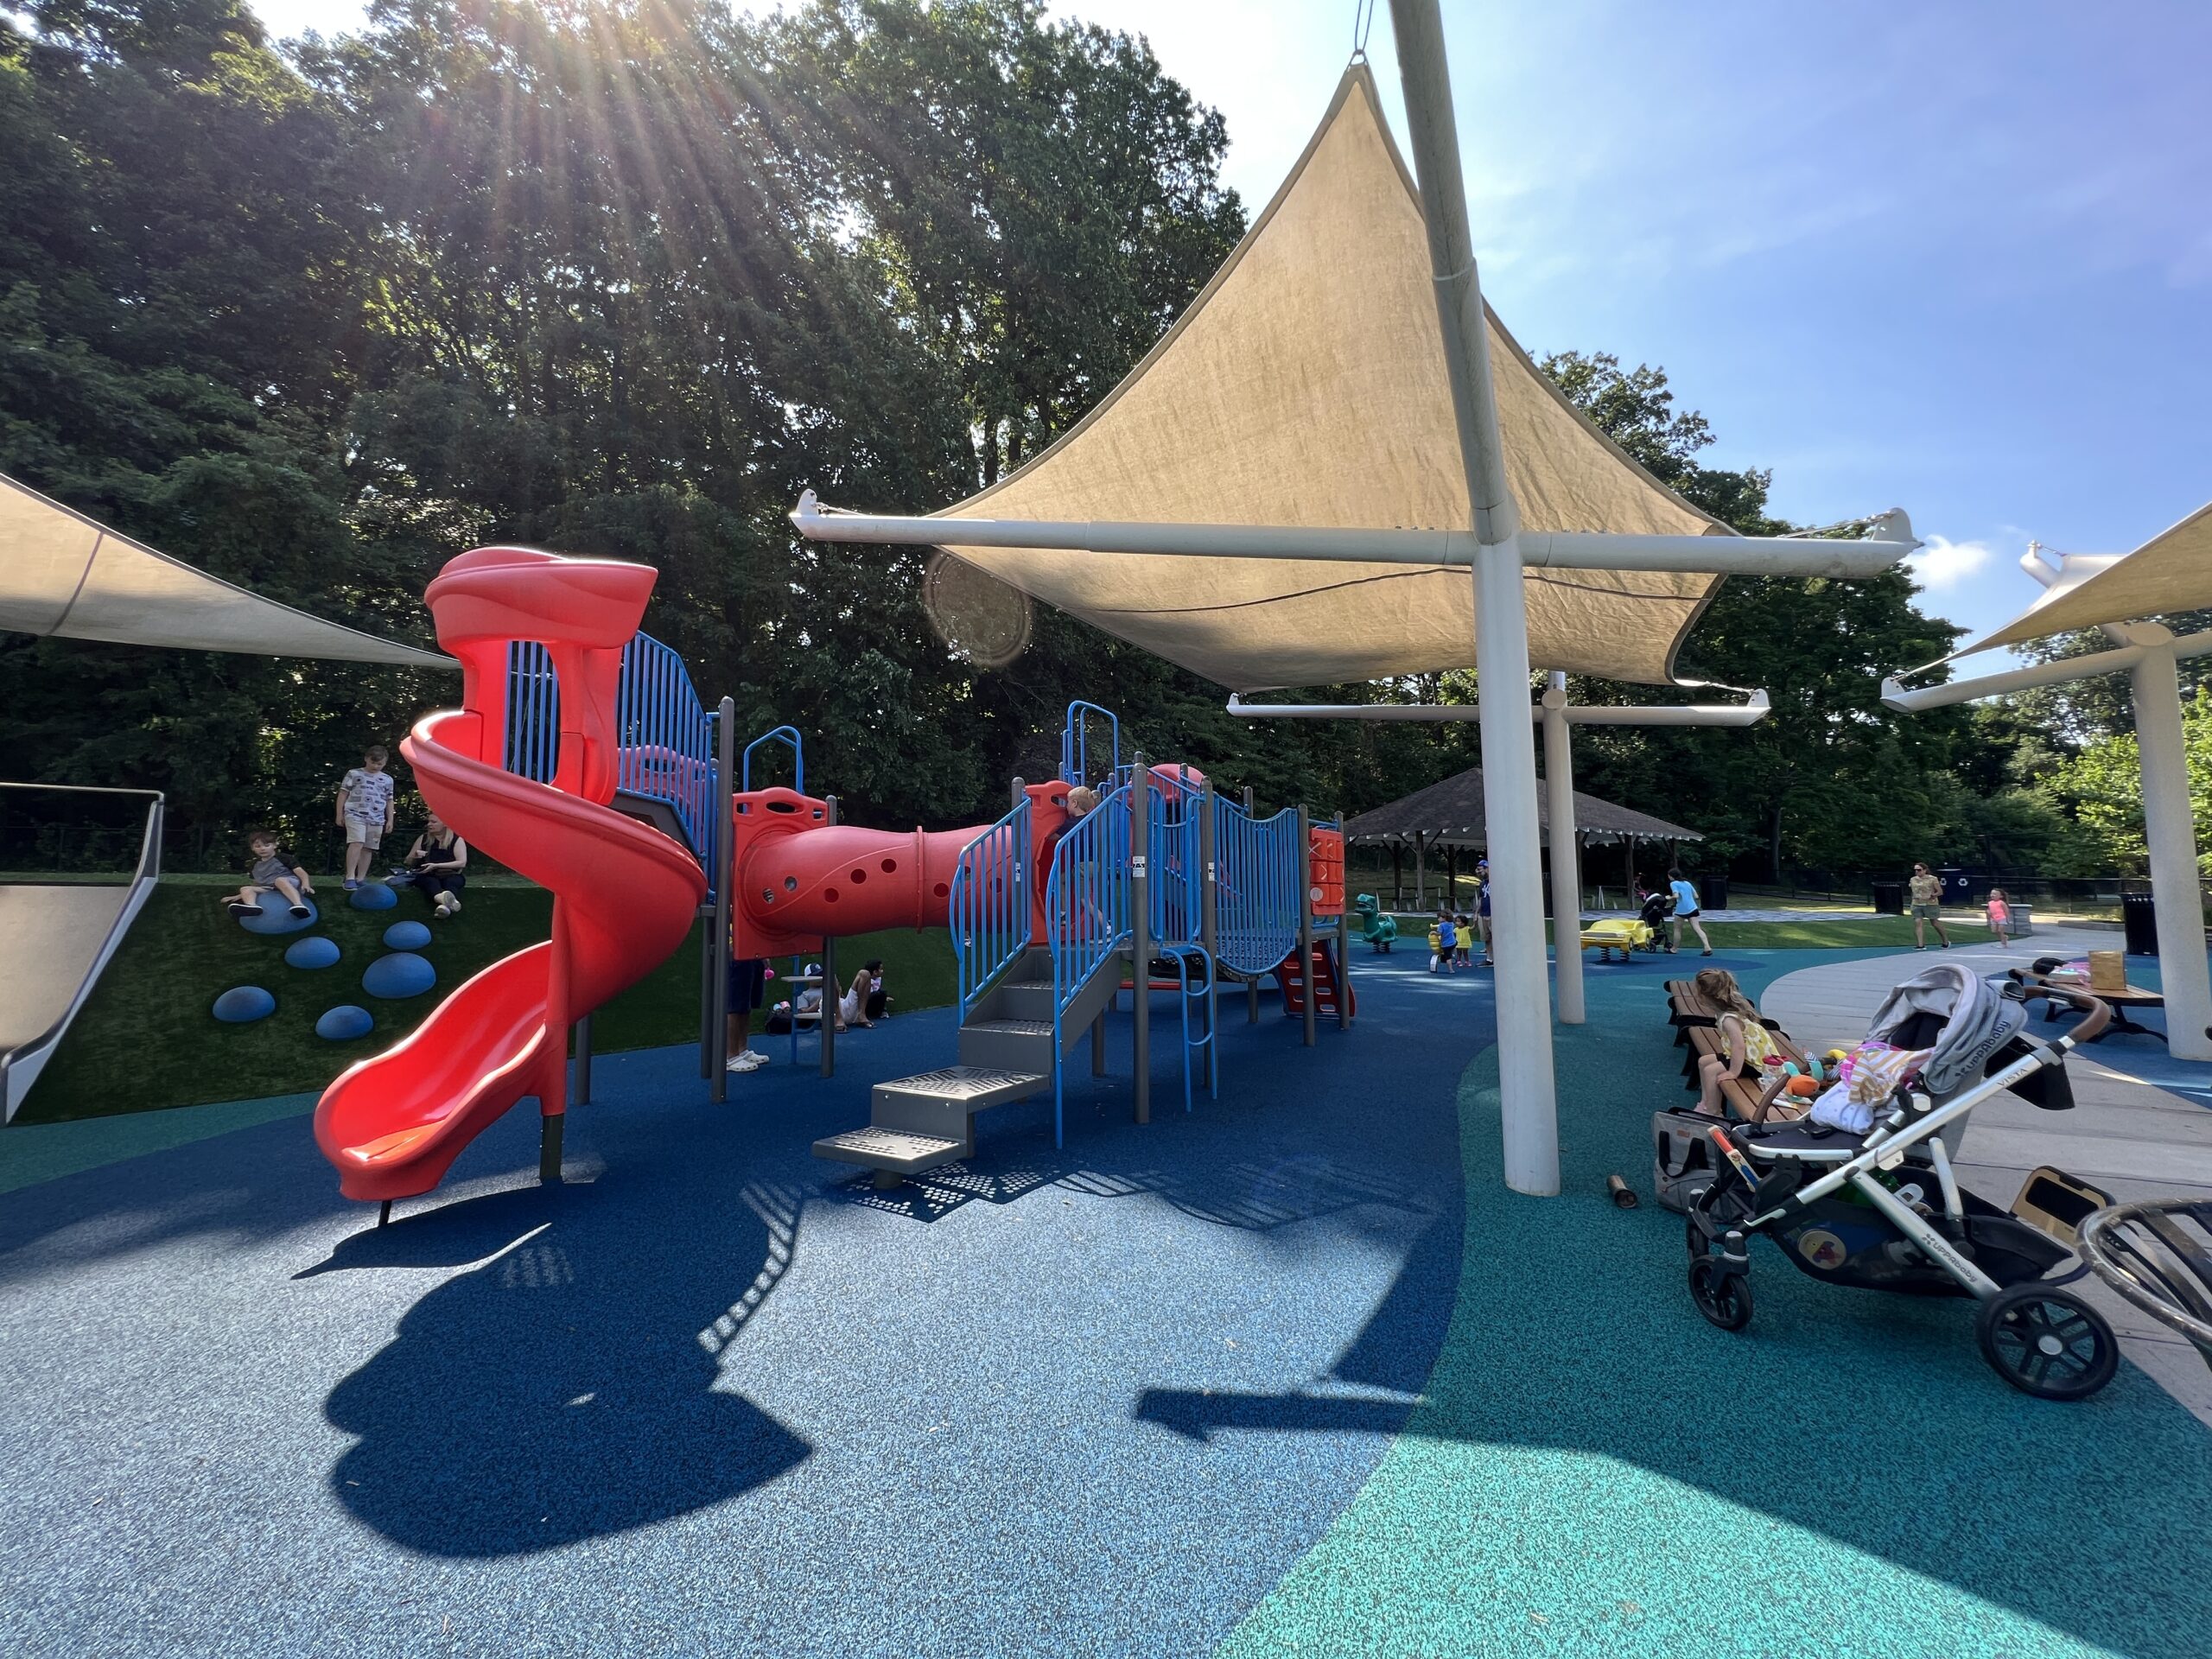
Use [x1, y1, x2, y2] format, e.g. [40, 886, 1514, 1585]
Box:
[1343, 766, 1700, 847]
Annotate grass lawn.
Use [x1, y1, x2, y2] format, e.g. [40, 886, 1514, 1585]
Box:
[18, 881, 957, 1123]
[1366, 913, 1999, 952]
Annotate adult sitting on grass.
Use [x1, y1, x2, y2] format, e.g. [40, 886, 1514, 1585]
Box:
[400, 813, 468, 918]
[224, 830, 315, 920]
[1692, 967, 1783, 1118]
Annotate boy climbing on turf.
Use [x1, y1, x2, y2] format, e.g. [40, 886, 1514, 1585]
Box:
[335, 744, 397, 890]
[225, 830, 315, 919]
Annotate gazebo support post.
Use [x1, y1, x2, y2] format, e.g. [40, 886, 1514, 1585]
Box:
[1446, 842, 1459, 909]
[1390, 841, 1403, 907]
[2126, 630, 2212, 1060]
[1542, 672, 1584, 1024]
[1414, 831, 1427, 911]
[1394, 0, 1560, 1195]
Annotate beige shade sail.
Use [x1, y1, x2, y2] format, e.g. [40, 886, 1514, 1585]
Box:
[0, 471, 449, 667]
[930, 65, 1734, 692]
[1957, 499, 2212, 655]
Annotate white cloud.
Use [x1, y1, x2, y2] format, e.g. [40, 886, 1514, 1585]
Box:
[1907, 535, 1996, 591]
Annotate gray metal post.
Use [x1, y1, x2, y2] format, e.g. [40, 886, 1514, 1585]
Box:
[573, 1014, 593, 1105]
[1333, 808, 1352, 1031]
[1130, 751, 1151, 1124]
[1012, 774, 1027, 809]
[710, 697, 736, 1101]
[1392, 0, 1560, 1194]
[820, 795, 838, 1079]
[1243, 786, 1262, 1023]
[1198, 778, 1219, 1086]
[1296, 805, 1317, 1048]
[698, 911, 715, 1080]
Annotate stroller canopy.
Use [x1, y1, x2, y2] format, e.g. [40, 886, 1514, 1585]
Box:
[1863, 963, 2031, 1100]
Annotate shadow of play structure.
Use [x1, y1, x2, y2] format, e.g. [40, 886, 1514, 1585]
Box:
[313, 550, 1355, 1219]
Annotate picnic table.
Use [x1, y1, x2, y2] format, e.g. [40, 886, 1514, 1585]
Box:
[2008, 960, 2165, 1041]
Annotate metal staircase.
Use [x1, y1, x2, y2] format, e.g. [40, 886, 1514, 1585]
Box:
[810, 702, 1346, 1189]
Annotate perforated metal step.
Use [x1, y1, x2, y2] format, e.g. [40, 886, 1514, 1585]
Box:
[812, 1126, 965, 1174]
[873, 1065, 1046, 1111]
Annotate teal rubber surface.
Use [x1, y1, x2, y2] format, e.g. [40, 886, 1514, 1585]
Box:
[1219, 948, 2212, 1659]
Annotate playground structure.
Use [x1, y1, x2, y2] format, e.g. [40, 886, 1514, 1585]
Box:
[313, 550, 706, 1212]
[803, 705, 1352, 1185]
[309, 555, 1354, 1214]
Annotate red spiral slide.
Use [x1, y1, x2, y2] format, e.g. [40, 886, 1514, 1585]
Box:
[314, 548, 706, 1205]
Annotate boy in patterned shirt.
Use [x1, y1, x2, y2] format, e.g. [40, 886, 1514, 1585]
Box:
[335, 744, 397, 891]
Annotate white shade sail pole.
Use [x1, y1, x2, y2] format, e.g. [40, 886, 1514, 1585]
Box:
[788, 495, 1911, 579]
[1391, 0, 1558, 1195]
[1542, 673, 1585, 1026]
[2124, 627, 2212, 1061]
[1226, 690, 1772, 725]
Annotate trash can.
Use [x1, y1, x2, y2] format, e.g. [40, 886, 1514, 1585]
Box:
[2009, 902, 2033, 938]
[1940, 867, 1971, 906]
[1700, 874, 1730, 913]
[2123, 890, 2159, 955]
[1872, 880, 1904, 915]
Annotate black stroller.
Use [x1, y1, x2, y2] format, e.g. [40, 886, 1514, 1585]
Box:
[1686, 964, 2121, 1400]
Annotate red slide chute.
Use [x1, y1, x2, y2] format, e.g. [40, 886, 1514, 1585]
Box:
[314, 548, 706, 1204]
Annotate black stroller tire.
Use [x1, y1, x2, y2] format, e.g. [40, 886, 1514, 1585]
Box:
[1688, 1258, 1752, 1331]
[1974, 1283, 2119, 1401]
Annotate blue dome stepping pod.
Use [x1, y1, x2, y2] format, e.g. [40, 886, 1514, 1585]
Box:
[315, 1005, 375, 1041]
[382, 920, 432, 950]
[285, 936, 342, 970]
[362, 952, 435, 1000]
[235, 891, 318, 936]
[348, 880, 399, 912]
[212, 985, 276, 1024]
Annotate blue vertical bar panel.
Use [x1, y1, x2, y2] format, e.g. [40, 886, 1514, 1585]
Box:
[952, 796, 1033, 1023]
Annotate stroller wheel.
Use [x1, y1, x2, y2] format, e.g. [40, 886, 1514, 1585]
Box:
[1688, 1257, 1752, 1331]
[1974, 1283, 2119, 1401]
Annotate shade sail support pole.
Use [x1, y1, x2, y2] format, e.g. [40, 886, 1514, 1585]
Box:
[788, 496, 1910, 579]
[2126, 632, 2212, 1061]
[1393, 0, 1557, 1196]
[1542, 673, 1584, 1026]
[1226, 691, 1770, 726]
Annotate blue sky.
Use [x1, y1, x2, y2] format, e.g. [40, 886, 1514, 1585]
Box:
[251, 0, 2211, 652]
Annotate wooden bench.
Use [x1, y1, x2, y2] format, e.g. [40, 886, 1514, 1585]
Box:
[1667, 980, 1815, 1122]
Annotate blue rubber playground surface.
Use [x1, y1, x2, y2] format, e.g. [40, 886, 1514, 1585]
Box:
[3, 947, 2210, 1656]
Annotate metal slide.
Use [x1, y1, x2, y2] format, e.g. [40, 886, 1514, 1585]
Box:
[1, 785, 163, 1122]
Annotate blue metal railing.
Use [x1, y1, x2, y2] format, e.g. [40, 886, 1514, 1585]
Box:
[1046, 781, 1133, 1147]
[951, 796, 1033, 1024]
[504, 640, 561, 784]
[1147, 766, 1204, 947]
[505, 632, 718, 877]
[1154, 942, 1217, 1113]
[614, 632, 715, 857]
[1216, 797, 1300, 976]
[741, 725, 804, 793]
[1060, 701, 1121, 789]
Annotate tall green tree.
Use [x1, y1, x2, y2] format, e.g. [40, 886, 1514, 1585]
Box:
[1540, 352, 1967, 882]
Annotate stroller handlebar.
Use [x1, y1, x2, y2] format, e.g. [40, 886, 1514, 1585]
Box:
[2015, 982, 2113, 1046]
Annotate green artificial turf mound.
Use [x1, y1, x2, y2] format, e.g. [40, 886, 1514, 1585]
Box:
[16, 882, 957, 1122]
